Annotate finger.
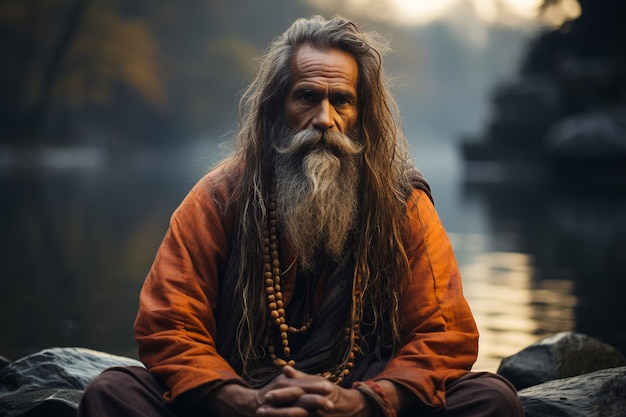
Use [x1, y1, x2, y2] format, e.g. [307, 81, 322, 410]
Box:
[282, 365, 304, 379]
[294, 393, 334, 412]
[264, 386, 306, 406]
[256, 404, 310, 417]
[282, 366, 324, 382]
[282, 367, 334, 395]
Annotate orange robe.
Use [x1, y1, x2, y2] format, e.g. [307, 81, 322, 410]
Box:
[134, 166, 479, 409]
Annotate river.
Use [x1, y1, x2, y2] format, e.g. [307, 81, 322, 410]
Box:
[1, 136, 624, 372]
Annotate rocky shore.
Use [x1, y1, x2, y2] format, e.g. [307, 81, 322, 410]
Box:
[1, 331, 624, 416]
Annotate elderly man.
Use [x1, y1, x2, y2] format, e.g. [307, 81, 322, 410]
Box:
[79, 15, 523, 417]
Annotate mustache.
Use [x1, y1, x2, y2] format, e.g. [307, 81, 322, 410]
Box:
[273, 129, 364, 157]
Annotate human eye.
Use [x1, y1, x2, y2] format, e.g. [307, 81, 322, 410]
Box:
[295, 88, 316, 104]
[333, 96, 349, 105]
[332, 94, 354, 107]
[302, 92, 315, 102]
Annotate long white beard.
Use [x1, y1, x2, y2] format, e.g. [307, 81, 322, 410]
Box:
[274, 129, 363, 269]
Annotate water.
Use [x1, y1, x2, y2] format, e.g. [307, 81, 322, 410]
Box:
[1, 138, 625, 372]
[416, 138, 626, 370]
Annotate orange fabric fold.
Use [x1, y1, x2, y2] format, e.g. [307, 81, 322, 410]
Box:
[134, 168, 478, 408]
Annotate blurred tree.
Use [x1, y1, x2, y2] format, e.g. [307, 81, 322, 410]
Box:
[520, 0, 626, 113]
[525, 0, 626, 72]
[461, 0, 626, 166]
[0, 0, 164, 146]
[0, 0, 83, 144]
[61, 3, 164, 110]
[0, 0, 315, 148]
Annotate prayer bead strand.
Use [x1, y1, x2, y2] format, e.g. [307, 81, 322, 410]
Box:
[264, 180, 361, 383]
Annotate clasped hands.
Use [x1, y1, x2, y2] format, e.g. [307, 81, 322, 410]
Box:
[210, 365, 373, 417]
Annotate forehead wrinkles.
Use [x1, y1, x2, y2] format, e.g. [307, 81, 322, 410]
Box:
[291, 46, 358, 86]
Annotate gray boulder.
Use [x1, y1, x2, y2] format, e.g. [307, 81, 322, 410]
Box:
[519, 366, 626, 417]
[0, 355, 9, 372]
[2, 334, 625, 417]
[497, 331, 626, 390]
[0, 347, 142, 417]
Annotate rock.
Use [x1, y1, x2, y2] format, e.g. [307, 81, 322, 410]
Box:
[497, 331, 626, 390]
[519, 366, 626, 417]
[0, 347, 142, 417]
[0, 355, 9, 372]
[0, 388, 84, 417]
[2, 334, 625, 417]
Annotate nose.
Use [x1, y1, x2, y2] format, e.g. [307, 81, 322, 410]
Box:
[311, 100, 336, 131]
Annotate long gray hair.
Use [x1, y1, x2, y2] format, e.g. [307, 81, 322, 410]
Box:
[216, 15, 416, 380]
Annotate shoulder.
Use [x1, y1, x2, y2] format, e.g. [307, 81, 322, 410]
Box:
[404, 167, 433, 204]
[403, 186, 447, 246]
[186, 159, 241, 206]
[191, 160, 236, 193]
[171, 160, 242, 228]
[406, 187, 437, 221]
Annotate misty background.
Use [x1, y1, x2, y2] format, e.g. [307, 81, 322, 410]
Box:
[1, 0, 624, 372]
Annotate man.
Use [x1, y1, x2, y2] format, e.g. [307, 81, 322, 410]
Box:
[79, 15, 523, 417]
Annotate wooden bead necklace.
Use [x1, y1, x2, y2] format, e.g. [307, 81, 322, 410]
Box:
[263, 181, 362, 383]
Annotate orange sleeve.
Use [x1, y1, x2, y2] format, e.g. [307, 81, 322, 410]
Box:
[373, 189, 479, 409]
[134, 170, 244, 403]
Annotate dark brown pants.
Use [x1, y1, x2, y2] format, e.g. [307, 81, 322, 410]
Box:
[77, 366, 523, 417]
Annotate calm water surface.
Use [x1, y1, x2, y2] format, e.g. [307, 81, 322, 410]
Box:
[1, 138, 625, 372]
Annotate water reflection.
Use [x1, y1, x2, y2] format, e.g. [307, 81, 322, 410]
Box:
[0, 143, 222, 360]
[459, 176, 626, 371]
[457, 241, 577, 371]
[417, 139, 626, 371]
[0, 140, 624, 375]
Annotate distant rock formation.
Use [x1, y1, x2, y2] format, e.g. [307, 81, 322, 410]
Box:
[461, 0, 626, 184]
